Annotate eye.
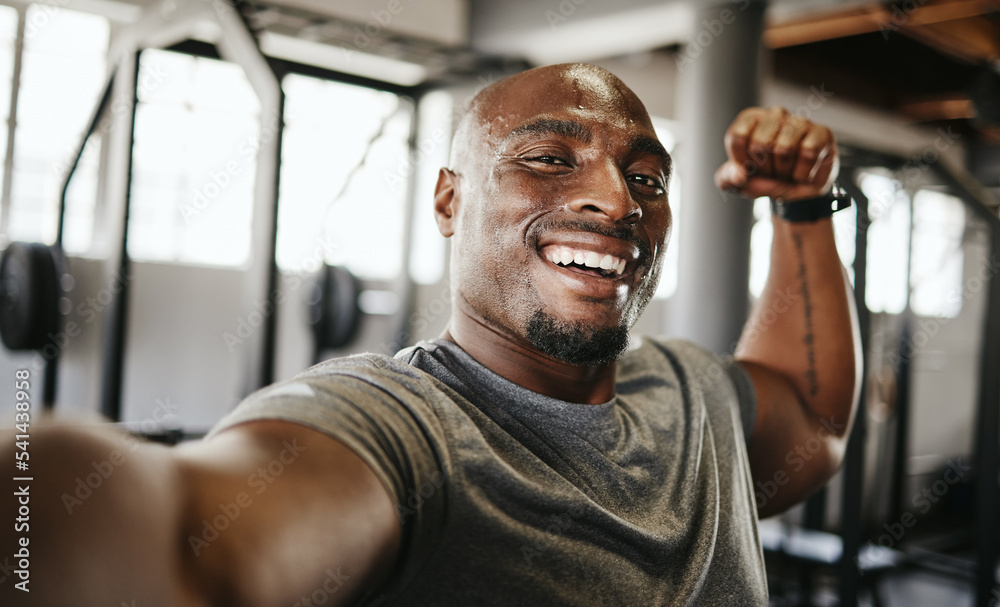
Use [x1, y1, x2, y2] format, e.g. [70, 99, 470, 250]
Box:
[528, 155, 569, 166]
[627, 173, 665, 194]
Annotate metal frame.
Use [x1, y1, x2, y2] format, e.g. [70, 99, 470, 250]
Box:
[0, 3, 25, 241]
[99, 52, 139, 421]
[38, 73, 117, 408]
[932, 161, 1000, 607]
[975, 222, 1000, 607]
[164, 37, 448, 371]
[835, 146, 1000, 605]
[74, 0, 450, 417]
[213, 1, 285, 392]
[764, 146, 998, 605]
[838, 167, 871, 606]
[89, 0, 287, 418]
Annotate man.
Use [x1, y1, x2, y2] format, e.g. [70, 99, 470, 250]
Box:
[3, 63, 859, 605]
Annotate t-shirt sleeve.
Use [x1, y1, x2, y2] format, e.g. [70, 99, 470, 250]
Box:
[648, 337, 758, 444]
[720, 357, 759, 442]
[206, 354, 448, 604]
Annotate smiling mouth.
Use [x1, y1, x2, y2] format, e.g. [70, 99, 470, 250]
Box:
[542, 245, 627, 278]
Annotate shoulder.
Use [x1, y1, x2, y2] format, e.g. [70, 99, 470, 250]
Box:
[621, 336, 731, 386]
[274, 351, 452, 409]
[208, 351, 450, 446]
[297, 351, 432, 384]
[622, 336, 757, 440]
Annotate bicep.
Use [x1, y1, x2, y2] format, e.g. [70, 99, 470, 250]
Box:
[741, 361, 846, 518]
[175, 420, 401, 607]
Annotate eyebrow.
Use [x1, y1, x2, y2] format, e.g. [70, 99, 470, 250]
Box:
[506, 119, 592, 143]
[631, 135, 673, 179]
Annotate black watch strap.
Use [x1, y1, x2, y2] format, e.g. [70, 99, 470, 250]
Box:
[770, 185, 852, 223]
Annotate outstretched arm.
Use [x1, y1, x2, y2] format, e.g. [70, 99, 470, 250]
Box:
[0, 420, 400, 605]
[716, 106, 862, 518]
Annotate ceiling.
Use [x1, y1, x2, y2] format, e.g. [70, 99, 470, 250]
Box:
[464, 0, 1000, 144]
[765, 0, 1000, 143]
[89, 0, 1000, 144]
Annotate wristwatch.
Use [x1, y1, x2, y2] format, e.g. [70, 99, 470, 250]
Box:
[770, 185, 852, 223]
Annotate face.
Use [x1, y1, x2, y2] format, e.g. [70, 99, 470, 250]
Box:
[437, 64, 673, 364]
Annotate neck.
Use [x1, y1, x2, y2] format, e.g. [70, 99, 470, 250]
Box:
[443, 298, 618, 405]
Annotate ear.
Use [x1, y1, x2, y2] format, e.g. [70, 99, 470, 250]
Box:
[433, 168, 460, 237]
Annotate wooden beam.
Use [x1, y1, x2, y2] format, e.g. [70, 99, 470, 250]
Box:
[897, 95, 977, 121]
[765, 0, 1000, 48]
[765, 4, 889, 48]
[980, 127, 1000, 144]
[896, 0, 1000, 26]
[898, 16, 1000, 62]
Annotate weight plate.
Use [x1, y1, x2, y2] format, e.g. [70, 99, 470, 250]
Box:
[0, 242, 63, 351]
[309, 264, 361, 350]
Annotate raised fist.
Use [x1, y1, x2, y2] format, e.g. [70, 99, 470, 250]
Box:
[715, 106, 838, 202]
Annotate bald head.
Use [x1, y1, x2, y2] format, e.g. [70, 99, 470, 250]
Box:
[449, 64, 659, 177]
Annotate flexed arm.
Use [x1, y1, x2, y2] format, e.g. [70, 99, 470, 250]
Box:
[716, 106, 862, 518]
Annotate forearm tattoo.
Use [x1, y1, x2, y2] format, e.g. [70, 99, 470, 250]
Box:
[792, 232, 819, 397]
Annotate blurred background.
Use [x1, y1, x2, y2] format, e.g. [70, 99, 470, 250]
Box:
[0, 0, 998, 604]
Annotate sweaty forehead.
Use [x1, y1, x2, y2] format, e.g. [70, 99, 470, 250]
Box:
[474, 64, 653, 143]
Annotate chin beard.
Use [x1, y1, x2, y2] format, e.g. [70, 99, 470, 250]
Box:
[525, 310, 630, 365]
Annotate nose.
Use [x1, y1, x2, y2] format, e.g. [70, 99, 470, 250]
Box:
[565, 158, 642, 224]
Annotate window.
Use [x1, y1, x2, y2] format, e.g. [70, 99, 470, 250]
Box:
[2, 5, 108, 247]
[128, 49, 260, 267]
[862, 171, 912, 315]
[748, 197, 771, 298]
[408, 89, 452, 286]
[0, 4, 15, 234]
[748, 196, 857, 300]
[850, 172, 966, 318]
[909, 189, 965, 318]
[277, 73, 411, 278]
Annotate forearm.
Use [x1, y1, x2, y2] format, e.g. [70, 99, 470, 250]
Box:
[1, 420, 400, 606]
[173, 422, 402, 607]
[0, 424, 193, 606]
[736, 214, 861, 431]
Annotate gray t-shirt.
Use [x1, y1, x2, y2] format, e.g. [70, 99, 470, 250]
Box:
[210, 337, 767, 605]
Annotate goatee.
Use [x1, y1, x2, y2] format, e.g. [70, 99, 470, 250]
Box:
[525, 309, 630, 365]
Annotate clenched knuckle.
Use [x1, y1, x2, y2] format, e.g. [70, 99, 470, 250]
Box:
[798, 145, 821, 160]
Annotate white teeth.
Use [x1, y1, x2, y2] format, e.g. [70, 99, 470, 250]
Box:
[545, 246, 627, 276]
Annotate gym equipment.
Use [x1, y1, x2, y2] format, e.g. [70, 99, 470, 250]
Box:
[308, 264, 361, 350]
[0, 241, 65, 351]
[92, 1, 287, 419]
[763, 145, 1000, 605]
[0, 72, 116, 408]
